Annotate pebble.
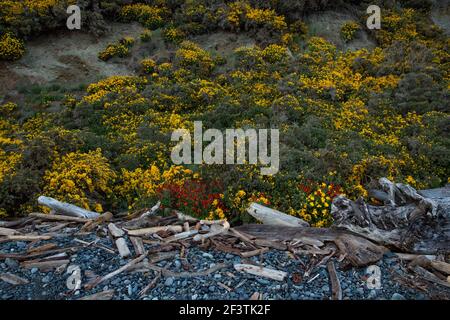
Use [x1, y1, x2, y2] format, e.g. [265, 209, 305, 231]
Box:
[208, 286, 216, 292]
[202, 253, 214, 259]
[356, 287, 364, 295]
[30, 268, 38, 274]
[164, 277, 174, 287]
[391, 293, 406, 300]
[174, 260, 181, 269]
[5, 258, 19, 269]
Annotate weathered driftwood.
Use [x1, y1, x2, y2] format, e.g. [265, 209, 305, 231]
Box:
[130, 236, 146, 256]
[108, 223, 125, 238]
[193, 220, 230, 241]
[235, 224, 387, 267]
[86, 254, 147, 289]
[5, 234, 52, 242]
[29, 212, 90, 223]
[247, 202, 309, 227]
[115, 237, 131, 258]
[21, 259, 69, 271]
[234, 263, 287, 281]
[327, 261, 342, 300]
[38, 196, 100, 219]
[0, 227, 20, 236]
[0, 273, 29, 285]
[332, 178, 450, 254]
[126, 225, 183, 236]
[164, 230, 198, 243]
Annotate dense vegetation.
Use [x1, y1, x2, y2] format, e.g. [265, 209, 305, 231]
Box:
[0, 0, 448, 227]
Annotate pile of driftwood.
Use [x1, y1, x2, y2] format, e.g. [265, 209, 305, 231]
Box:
[0, 178, 449, 300]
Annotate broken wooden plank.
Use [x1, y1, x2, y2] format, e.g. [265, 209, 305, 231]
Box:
[193, 220, 230, 241]
[108, 223, 125, 238]
[37, 196, 99, 219]
[115, 237, 131, 258]
[234, 263, 287, 281]
[29, 212, 90, 223]
[247, 202, 309, 227]
[0, 227, 20, 236]
[78, 289, 115, 300]
[327, 261, 342, 300]
[130, 236, 146, 256]
[0, 273, 29, 285]
[126, 225, 183, 236]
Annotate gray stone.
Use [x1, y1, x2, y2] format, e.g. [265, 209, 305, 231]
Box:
[208, 286, 216, 292]
[5, 258, 19, 269]
[356, 287, 364, 295]
[164, 277, 175, 286]
[31, 267, 38, 274]
[391, 293, 406, 300]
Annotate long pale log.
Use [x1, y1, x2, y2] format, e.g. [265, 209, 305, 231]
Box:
[247, 203, 309, 227]
[234, 263, 287, 281]
[21, 259, 69, 271]
[126, 225, 183, 236]
[29, 212, 90, 223]
[0, 227, 20, 236]
[5, 234, 52, 241]
[38, 196, 99, 219]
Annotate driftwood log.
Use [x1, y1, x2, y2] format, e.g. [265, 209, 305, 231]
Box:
[332, 178, 450, 254]
[38, 196, 100, 219]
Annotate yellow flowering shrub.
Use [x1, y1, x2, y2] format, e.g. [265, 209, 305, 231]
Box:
[0, 32, 25, 60]
[341, 21, 360, 42]
[43, 149, 116, 211]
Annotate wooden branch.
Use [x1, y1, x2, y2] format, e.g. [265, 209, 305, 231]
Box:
[327, 261, 342, 300]
[247, 203, 309, 227]
[30, 212, 90, 223]
[140, 201, 160, 218]
[412, 265, 450, 288]
[126, 225, 183, 236]
[38, 196, 99, 219]
[5, 234, 52, 242]
[234, 263, 287, 281]
[139, 273, 161, 297]
[115, 237, 131, 258]
[85, 254, 147, 290]
[164, 230, 198, 243]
